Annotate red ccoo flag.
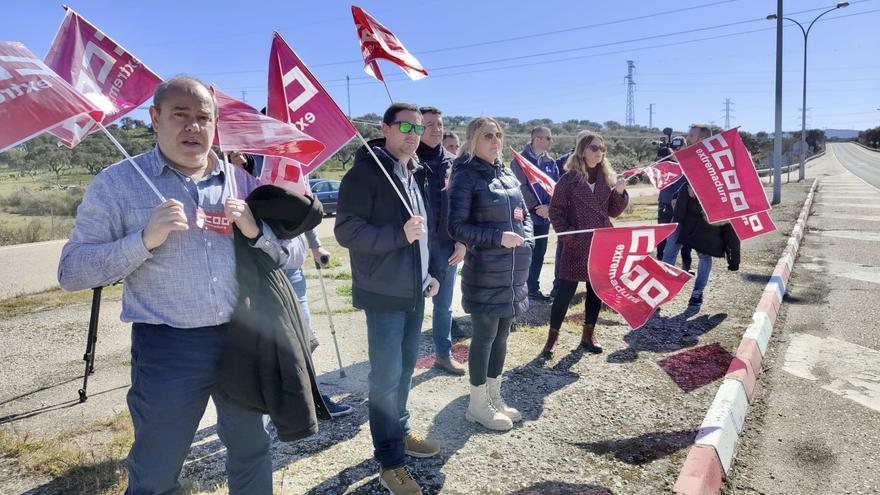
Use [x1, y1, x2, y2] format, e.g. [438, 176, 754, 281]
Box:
[0, 41, 103, 152]
[730, 210, 777, 241]
[44, 7, 161, 147]
[510, 147, 556, 196]
[351, 5, 428, 81]
[675, 128, 770, 223]
[213, 86, 324, 164]
[267, 32, 357, 175]
[620, 161, 683, 191]
[588, 224, 693, 329]
[644, 161, 683, 191]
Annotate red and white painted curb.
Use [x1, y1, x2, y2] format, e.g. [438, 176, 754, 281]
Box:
[673, 178, 819, 495]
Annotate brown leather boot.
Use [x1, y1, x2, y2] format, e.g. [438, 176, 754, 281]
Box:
[579, 324, 603, 354]
[541, 328, 560, 359]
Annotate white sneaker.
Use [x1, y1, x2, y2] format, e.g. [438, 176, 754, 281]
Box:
[465, 384, 513, 431]
[486, 376, 522, 422]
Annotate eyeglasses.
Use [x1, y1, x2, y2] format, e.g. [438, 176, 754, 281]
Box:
[587, 144, 605, 153]
[391, 121, 426, 136]
[482, 131, 503, 141]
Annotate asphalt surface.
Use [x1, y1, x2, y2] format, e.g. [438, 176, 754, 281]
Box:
[0, 240, 65, 299]
[727, 143, 880, 495]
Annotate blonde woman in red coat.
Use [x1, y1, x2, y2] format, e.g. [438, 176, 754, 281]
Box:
[542, 132, 629, 358]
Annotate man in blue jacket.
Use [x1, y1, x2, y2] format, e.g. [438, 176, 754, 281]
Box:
[415, 106, 467, 376]
[334, 102, 441, 495]
[510, 126, 560, 302]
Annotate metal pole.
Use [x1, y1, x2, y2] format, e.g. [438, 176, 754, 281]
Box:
[799, 34, 808, 182]
[315, 261, 346, 378]
[78, 287, 103, 403]
[772, 0, 783, 205]
[380, 78, 394, 105]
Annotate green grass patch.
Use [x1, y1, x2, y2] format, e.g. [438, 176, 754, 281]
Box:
[0, 285, 123, 319]
[335, 284, 352, 296]
[313, 306, 360, 315]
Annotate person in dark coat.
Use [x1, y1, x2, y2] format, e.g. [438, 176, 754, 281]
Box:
[217, 185, 331, 441]
[660, 124, 722, 307]
[543, 131, 629, 358]
[334, 103, 442, 495]
[510, 126, 560, 302]
[447, 117, 533, 432]
[415, 106, 467, 376]
[662, 181, 741, 307]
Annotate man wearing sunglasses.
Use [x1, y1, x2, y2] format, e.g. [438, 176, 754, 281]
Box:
[335, 102, 441, 495]
[510, 126, 560, 302]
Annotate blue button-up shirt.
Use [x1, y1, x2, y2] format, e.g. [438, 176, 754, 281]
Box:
[58, 146, 290, 329]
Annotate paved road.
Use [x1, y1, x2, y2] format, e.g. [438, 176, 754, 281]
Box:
[729, 143, 880, 494]
[828, 142, 880, 189]
[0, 240, 65, 300]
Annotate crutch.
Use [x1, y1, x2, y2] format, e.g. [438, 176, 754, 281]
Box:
[315, 256, 346, 378]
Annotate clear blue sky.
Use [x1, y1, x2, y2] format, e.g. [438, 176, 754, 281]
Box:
[4, 0, 878, 134]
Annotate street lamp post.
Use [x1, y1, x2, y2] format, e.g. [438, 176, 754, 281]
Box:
[768, 2, 849, 182]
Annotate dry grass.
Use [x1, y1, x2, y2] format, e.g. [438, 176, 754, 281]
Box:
[0, 411, 217, 494]
[0, 411, 132, 494]
[0, 285, 123, 319]
[617, 195, 658, 223]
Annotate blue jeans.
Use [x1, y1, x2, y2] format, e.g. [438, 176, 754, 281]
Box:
[661, 228, 713, 293]
[528, 223, 550, 293]
[364, 299, 425, 469]
[432, 263, 457, 358]
[285, 267, 313, 344]
[657, 203, 692, 266]
[126, 323, 271, 495]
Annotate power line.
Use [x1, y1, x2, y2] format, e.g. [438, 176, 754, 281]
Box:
[313, 7, 880, 89]
[196, 1, 876, 79]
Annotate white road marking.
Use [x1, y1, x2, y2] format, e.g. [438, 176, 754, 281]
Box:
[784, 333, 880, 414]
[814, 214, 880, 222]
[814, 203, 880, 209]
[814, 230, 880, 243]
[797, 257, 880, 284]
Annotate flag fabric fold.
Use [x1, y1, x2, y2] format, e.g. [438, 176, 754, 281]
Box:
[510, 147, 556, 196]
[0, 41, 103, 152]
[588, 224, 693, 329]
[621, 161, 683, 191]
[267, 32, 356, 175]
[43, 7, 161, 147]
[213, 86, 325, 165]
[674, 128, 770, 223]
[730, 210, 777, 241]
[351, 5, 428, 81]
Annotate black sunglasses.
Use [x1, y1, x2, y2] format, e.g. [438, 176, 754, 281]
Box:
[391, 121, 426, 136]
[587, 144, 606, 153]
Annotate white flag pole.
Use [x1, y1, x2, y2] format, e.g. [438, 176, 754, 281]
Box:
[99, 124, 165, 203]
[354, 131, 414, 217]
[529, 228, 596, 241]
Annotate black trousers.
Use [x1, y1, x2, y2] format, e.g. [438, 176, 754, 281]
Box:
[549, 279, 602, 329]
